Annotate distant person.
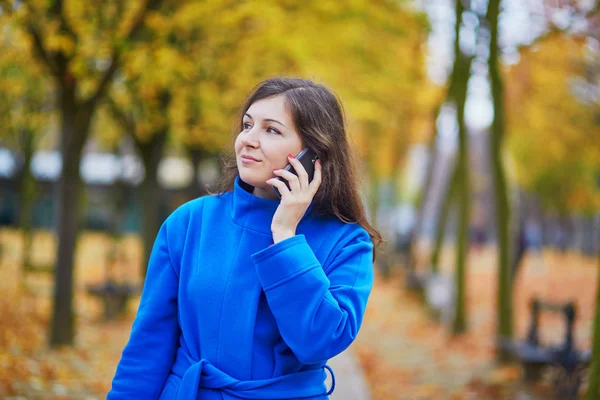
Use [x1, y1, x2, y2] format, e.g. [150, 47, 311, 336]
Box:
[524, 217, 544, 275]
[554, 227, 569, 253]
[469, 224, 487, 255]
[107, 77, 381, 399]
[524, 217, 542, 251]
[468, 209, 487, 255]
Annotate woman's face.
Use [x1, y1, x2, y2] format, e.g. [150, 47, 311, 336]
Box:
[235, 95, 303, 199]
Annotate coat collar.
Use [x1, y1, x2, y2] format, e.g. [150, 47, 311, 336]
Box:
[230, 176, 315, 235]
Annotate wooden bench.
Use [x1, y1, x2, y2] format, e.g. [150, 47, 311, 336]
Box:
[499, 298, 591, 399]
[86, 280, 141, 320]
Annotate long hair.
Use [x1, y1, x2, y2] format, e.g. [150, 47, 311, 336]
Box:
[214, 77, 382, 257]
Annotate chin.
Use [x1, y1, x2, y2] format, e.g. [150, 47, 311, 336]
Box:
[238, 170, 266, 188]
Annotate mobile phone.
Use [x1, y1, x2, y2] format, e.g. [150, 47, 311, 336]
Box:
[272, 147, 319, 199]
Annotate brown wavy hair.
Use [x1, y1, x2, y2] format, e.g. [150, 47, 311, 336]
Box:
[214, 77, 382, 258]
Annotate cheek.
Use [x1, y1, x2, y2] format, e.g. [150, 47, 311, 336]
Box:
[234, 135, 243, 154]
[263, 146, 287, 168]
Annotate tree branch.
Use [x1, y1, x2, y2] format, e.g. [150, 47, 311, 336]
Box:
[50, 0, 77, 44]
[20, 0, 78, 90]
[106, 95, 136, 134]
[0, 0, 13, 12]
[25, 22, 61, 81]
[85, 0, 164, 109]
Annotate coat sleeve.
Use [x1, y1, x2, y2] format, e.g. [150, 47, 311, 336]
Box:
[251, 228, 374, 365]
[107, 220, 180, 399]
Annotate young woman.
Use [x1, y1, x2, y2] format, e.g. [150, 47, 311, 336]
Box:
[108, 77, 381, 400]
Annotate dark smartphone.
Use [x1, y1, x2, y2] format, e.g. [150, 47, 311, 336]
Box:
[272, 147, 319, 198]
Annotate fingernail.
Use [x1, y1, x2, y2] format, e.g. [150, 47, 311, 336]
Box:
[273, 169, 278, 173]
[288, 154, 294, 159]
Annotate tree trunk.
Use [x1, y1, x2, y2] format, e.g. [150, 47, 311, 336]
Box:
[431, 163, 459, 273]
[452, 97, 470, 335]
[137, 129, 167, 280]
[405, 121, 438, 274]
[487, 0, 514, 358]
[187, 148, 207, 200]
[16, 129, 37, 277]
[447, 0, 472, 335]
[369, 180, 380, 232]
[586, 251, 600, 399]
[366, 159, 380, 232]
[25, 0, 162, 348]
[49, 94, 92, 347]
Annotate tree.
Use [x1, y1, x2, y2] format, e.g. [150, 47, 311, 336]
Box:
[445, 0, 474, 335]
[244, 0, 436, 219]
[1, 0, 437, 346]
[104, 0, 311, 278]
[0, 26, 53, 275]
[128, 0, 437, 272]
[505, 35, 599, 216]
[487, 0, 514, 358]
[429, 165, 458, 274]
[104, 90, 170, 280]
[588, 251, 600, 399]
[0, 0, 165, 346]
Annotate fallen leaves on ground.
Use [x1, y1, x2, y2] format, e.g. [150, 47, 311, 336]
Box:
[353, 245, 597, 400]
[0, 229, 140, 399]
[0, 231, 596, 399]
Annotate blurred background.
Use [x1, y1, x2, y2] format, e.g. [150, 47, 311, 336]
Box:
[0, 0, 598, 399]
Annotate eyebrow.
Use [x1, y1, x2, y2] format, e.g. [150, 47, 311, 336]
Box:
[244, 113, 288, 129]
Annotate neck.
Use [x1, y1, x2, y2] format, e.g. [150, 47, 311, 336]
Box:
[238, 177, 279, 200]
[231, 176, 280, 235]
[253, 186, 279, 200]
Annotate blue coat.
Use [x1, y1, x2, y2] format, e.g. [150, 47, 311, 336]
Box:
[107, 177, 374, 399]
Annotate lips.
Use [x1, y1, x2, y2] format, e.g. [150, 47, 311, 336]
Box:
[241, 155, 261, 162]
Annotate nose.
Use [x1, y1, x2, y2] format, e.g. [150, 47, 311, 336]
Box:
[240, 126, 260, 148]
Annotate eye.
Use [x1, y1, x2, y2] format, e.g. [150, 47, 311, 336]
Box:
[242, 122, 252, 130]
[267, 126, 282, 135]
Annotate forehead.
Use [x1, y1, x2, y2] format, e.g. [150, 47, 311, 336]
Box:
[246, 95, 291, 121]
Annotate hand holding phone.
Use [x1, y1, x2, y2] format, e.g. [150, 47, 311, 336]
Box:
[272, 148, 319, 199]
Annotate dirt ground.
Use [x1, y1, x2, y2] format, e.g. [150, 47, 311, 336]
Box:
[0, 230, 597, 399]
[353, 243, 597, 400]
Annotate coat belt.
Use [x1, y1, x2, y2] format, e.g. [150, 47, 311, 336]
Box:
[172, 354, 335, 400]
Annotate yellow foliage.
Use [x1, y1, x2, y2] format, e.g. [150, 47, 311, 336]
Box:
[101, 0, 438, 169]
[45, 34, 75, 55]
[1, 0, 438, 185]
[505, 34, 600, 213]
[0, 17, 52, 144]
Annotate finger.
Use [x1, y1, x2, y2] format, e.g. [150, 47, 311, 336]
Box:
[309, 159, 322, 194]
[287, 154, 309, 188]
[273, 169, 301, 192]
[267, 178, 291, 198]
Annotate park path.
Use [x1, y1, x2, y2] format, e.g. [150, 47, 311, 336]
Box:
[2, 231, 596, 400]
[328, 347, 371, 400]
[348, 247, 597, 399]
